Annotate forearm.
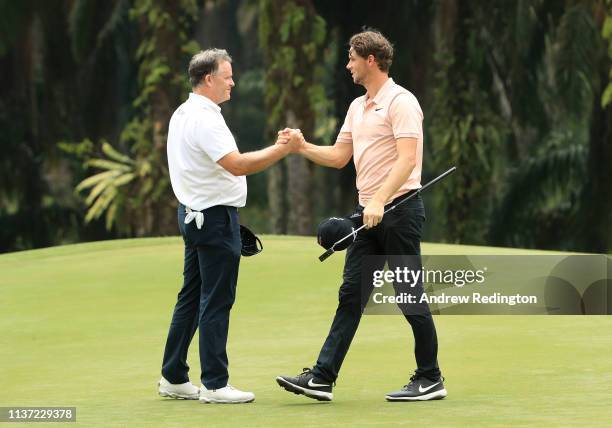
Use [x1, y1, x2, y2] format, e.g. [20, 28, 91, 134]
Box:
[299, 142, 345, 168]
[371, 156, 416, 204]
[238, 144, 289, 175]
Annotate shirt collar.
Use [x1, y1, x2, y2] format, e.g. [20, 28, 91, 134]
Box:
[373, 77, 394, 105]
[188, 92, 221, 113]
[364, 77, 394, 106]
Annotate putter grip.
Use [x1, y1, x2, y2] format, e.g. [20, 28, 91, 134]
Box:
[319, 248, 334, 262]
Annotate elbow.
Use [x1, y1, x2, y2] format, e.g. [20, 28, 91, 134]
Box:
[218, 153, 248, 176]
[333, 157, 351, 169]
[231, 155, 252, 176]
[230, 166, 247, 176]
[227, 162, 247, 176]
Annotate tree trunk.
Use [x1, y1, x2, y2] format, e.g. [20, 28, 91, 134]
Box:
[286, 110, 313, 235]
[267, 162, 287, 233]
[259, 0, 325, 234]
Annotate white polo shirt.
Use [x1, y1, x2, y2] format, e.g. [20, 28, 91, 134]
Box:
[167, 93, 247, 211]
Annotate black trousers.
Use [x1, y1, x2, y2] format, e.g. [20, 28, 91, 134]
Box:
[311, 195, 441, 383]
[161, 203, 241, 390]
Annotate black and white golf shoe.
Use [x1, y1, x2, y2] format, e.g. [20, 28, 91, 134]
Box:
[276, 368, 333, 401]
[385, 374, 447, 401]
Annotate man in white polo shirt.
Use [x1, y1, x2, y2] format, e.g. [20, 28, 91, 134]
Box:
[158, 48, 301, 404]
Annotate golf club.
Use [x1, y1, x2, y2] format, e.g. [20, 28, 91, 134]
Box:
[318, 166, 457, 262]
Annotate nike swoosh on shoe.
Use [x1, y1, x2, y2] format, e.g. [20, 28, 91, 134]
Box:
[418, 382, 440, 393]
[307, 379, 330, 388]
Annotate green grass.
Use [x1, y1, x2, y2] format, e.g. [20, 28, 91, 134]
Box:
[1, 237, 611, 427]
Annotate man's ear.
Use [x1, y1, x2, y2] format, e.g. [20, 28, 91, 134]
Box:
[204, 74, 213, 87]
[367, 54, 376, 67]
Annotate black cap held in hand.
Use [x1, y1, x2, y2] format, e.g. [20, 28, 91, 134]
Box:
[240, 225, 263, 256]
[317, 217, 357, 251]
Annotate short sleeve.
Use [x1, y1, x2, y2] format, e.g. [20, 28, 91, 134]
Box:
[195, 119, 238, 162]
[389, 94, 423, 140]
[336, 100, 356, 144]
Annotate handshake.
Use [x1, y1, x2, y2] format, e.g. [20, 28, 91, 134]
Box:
[275, 128, 306, 153]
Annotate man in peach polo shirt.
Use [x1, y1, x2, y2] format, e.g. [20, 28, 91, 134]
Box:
[276, 30, 446, 402]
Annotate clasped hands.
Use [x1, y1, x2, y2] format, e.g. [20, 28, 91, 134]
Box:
[273, 127, 384, 229]
[275, 128, 305, 153]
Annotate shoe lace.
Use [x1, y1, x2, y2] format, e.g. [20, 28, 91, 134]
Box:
[299, 367, 336, 387]
[402, 374, 420, 390]
[402, 374, 444, 390]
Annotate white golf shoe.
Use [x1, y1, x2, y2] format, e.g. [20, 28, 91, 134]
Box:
[158, 377, 200, 400]
[199, 384, 255, 404]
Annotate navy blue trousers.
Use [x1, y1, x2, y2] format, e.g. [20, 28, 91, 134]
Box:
[311, 195, 441, 383]
[161, 204, 241, 389]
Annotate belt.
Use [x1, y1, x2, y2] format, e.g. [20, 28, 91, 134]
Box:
[358, 189, 421, 210]
[387, 188, 420, 208]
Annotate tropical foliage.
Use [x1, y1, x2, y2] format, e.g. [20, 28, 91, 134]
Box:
[1, 0, 610, 253]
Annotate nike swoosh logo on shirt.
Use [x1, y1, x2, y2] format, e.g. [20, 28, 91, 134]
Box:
[307, 379, 330, 388]
[418, 382, 440, 393]
[375, 107, 383, 111]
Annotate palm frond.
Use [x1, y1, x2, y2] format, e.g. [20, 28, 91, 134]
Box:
[551, 4, 601, 117]
[101, 141, 134, 164]
[489, 129, 587, 245]
[78, 143, 137, 228]
[75, 170, 120, 191]
[85, 159, 132, 172]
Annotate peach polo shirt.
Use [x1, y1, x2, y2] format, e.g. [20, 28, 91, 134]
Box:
[336, 78, 423, 206]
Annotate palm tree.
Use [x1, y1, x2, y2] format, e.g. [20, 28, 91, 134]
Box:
[489, 2, 608, 251]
